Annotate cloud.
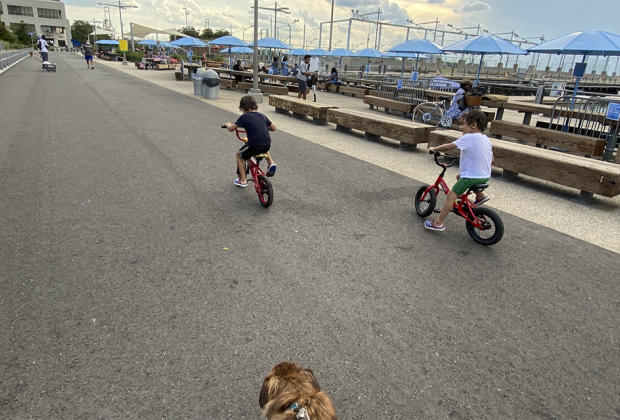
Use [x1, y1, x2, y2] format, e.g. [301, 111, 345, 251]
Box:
[426, 0, 445, 3]
[460, 1, 491, 13]
[335, 0, 382, 8]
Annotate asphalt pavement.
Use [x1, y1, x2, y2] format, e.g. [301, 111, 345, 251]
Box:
[1, 53, 618, 420]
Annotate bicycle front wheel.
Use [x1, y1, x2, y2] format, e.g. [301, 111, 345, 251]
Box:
[415, 185, 436, 218]
[413, 102, 444, 126]
[257, 175, 273, 208]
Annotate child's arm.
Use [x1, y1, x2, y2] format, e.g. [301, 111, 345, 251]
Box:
[268, 123, 276, 132]
[429, 142, 457, 153]
[224, 122, 238, 132]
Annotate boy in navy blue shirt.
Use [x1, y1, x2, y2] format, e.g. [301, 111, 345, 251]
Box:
[224, 96, 277, 187]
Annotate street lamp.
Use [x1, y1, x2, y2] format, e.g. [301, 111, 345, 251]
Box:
[205, 19, 209, 30]
[97, 1, 137, 65]
[183, 7, 189, 28]
[277, 19, 298, 44]
[252, 2, 290, 39]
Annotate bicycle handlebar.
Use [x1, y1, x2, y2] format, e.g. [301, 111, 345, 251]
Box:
[430, 150, 458, 168]
[222, 124, 248, 142]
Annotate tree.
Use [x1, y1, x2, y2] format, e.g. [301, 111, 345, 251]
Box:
[0, 8, 17, 42]
[71, 20, 93, 44]
[11, 21, 30, 44]
[199, 28, 229, 40]
[213, 29, 230, 38]
[180, 26, 200, 38]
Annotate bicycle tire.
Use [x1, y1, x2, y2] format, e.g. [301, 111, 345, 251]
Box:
[465, 207, 504, 246]
[413, 102, 444, 126]
[257, 175, 273, 208]
[415, 185, 436, 218]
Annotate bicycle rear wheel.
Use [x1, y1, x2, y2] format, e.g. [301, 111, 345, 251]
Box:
[466, 207, 504, 245]
[257, 175, 273, 208]
[413, 102, 444, 126]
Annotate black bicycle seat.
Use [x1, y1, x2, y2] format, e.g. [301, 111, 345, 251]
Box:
[469, 183, 489, 191]
[438, 96, 452, 101]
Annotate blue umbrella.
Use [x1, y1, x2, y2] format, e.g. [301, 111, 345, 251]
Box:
[307, 48, 328, 56]
[171, 36, 208, 47]
[327, 48, 354, 78]
[383, 51, 429, 78]
[354, 48, 385, 79]
[95, 40, 119, 45]
[387, 38, 442, 78]
[441, 35, 527, 87]
[528, 31, 620, 97]
[206, 35, 248, 47]
[138, 39, 159, 46]
[249, 37, 291, 49]
[230, 46, 254, 54]
[287, 48, 308, 56]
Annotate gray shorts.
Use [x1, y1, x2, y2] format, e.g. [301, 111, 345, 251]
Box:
[298, 78, 307, 93]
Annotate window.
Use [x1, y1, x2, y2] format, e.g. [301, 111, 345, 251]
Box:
[37, 8, 60, 19]
[55, 27, 64, 34]
[40, 25, 52, 33]
[7, 5, 34, 16]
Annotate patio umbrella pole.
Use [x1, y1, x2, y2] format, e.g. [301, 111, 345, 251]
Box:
[475, 54, 484, 87]
[414, 53, 420, 80]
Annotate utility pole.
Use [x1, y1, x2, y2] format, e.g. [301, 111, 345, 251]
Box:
[303, 24, 306, 49]
[204, 19, 209, 30]
[252, 2, 290, 39]
[183, 7, 189, 28]
[91, 18, 102, 44]
[373, 8, 381, 50]
[97, 1, 136, 65]
[328, 0, 335, 51]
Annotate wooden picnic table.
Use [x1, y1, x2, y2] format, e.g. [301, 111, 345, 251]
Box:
[181, 62, 200, 77]
[209, 68, 299, 87]
[342, 77, 378, 87]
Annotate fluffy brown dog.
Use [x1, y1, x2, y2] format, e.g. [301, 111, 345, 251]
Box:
[259, 361, 338, 420]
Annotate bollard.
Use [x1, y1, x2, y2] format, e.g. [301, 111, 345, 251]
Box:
[534, 85, 544, 104]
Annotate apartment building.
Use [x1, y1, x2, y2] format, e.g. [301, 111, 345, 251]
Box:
[0, 0, 71, 46]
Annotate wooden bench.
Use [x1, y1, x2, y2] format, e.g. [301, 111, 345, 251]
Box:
[269, 96, 338, 124]
[326, 109, 435, 150]
[489, 120, 606, 157]
[238, 82, 288, 96]
[315, 82, 339, 93]
[428, 130, 620, 201]
[220, 78, 238, 89]
[339, 85, 369, 97]
[363, 95, 416, 116]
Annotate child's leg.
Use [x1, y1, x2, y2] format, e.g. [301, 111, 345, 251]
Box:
[266, 152, 274, 166]
[474, 190, 487, 200]
[236, 153, 247, 183]
[434, 190, 457, 227]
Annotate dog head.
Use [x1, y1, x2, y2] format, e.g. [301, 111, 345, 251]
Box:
[260, 362, 337, 420]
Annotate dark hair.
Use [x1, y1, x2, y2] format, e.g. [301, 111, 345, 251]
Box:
[460, 109, 488, 132]
[273, 56, 278, 61]
[303, 55, 311, 60]
[239, 95, 258, 112]
[331, 67, 337, 73]
[283, 56, 288, 61]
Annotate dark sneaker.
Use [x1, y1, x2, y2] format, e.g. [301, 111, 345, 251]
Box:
[474, 196, 490, 206]
[267, 163, 276, 177]
[234, 178, 248, 188]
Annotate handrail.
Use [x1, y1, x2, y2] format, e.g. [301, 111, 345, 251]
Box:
[0, 47, 33, 73]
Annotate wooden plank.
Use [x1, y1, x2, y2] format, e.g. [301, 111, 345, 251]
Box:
[220, 78, 238, 88]
[238, 82, 288, 95]
[339, 86, 369, 97]
[363, 96, 415, 114]
[327, 109, 435, 144]
[269, 96, 337, 120]
[428, 131, 620, 197]
[490, 120, 606, 156]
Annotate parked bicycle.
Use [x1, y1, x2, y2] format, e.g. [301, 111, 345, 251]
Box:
[222, 125, 274, 208]
[412, 97, 453, 127]
[415, 151, 504, 245]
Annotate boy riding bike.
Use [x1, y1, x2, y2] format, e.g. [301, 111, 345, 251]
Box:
[425, 109, 493, 232]
[224, 96, 277, 188]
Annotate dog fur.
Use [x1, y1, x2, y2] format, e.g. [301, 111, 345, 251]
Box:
[259, 361, 338, 420]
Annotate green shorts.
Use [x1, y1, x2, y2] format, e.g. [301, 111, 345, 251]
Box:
[452, 177, 490, 196]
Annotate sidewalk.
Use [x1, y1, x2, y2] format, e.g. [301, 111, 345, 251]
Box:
[96, 57, 620, 253]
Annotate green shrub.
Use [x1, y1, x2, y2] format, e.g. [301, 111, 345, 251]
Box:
[170, 53, 181, 60]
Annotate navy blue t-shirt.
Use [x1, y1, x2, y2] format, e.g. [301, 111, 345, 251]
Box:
[234, 112, 272, 147]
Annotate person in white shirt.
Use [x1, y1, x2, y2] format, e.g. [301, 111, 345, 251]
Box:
[425, 109, 493, 232]
[39, 35, 49, 63]
[296, 55, 314, 100]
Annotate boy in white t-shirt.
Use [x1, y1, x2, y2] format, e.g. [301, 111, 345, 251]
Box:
[425, 110, 493, 232]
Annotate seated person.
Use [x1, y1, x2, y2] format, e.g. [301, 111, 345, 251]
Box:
[232, 59, 245, 82]
[323, 67, 339, 91]
[289, 63, 299, 76]
[447, 78, 479, 121]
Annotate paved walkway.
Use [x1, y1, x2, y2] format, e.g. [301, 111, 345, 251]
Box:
[96, 55, 620, 253]
[1, 53, 619, 420]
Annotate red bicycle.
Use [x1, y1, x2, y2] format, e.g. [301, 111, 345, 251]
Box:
[222, 125, 274, 208]
[415, 151, 504, 245]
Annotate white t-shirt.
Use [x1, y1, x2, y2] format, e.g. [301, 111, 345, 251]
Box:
[40, 39, 48, 53]
[453, 132, 493, 178]
[298, 62, 309, 80]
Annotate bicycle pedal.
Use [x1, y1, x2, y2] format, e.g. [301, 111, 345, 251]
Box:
[433, 209, 441, 213]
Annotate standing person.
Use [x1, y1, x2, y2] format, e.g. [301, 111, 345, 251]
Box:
[281, 55, 290, 76]
[296, 55, 314, 100]
[187, 47, 193, 63]
[39, 35, 48, 64]
[424, 110, 493, 232]
[82, 40, 94, 69]
[271, 56, 279, 75]
[224, 96, 277, 187]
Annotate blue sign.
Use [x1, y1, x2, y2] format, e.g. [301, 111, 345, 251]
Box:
[573, 62, 587, 78]
[606, 103, 620, 121]
[397, 80, 403, 90]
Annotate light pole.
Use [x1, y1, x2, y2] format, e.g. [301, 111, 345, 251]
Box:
[328, 0, 335, 51]
[97, 1, 137, 65]
[252, 2, 290, 39]
[204, 19, 209, 30]
[183, 7, 189, 28]
[277, 19, 298, 44]
[407, 19, 442, 41]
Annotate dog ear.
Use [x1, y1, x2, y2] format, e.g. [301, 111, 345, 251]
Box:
[259, 377, 271, 408]
[303, 391, 338, 420]
[303, 369, 321, 391]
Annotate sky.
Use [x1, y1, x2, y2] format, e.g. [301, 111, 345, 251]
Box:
[63, 0, 620, 71]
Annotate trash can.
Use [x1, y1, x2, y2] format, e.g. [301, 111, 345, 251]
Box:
[192, 75, 203, 95]
[202, 69, 221, 100]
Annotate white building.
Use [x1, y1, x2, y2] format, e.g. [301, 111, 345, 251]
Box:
[0, 0, 71, 46]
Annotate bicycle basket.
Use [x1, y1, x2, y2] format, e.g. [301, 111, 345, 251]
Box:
[464, 92, 482, 107]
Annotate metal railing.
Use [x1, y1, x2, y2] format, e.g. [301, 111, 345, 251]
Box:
[378, 78, 427, 105]
[0, 47, 32, 72]
[548, 95, 620, 161]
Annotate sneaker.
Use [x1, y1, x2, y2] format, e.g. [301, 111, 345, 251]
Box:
[267, 163, 276, 177]
[474, 196, 490, 206]
[91, 66, 94, 70]
[234, 178, 248, 188]
[424, 220, 445, 232]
